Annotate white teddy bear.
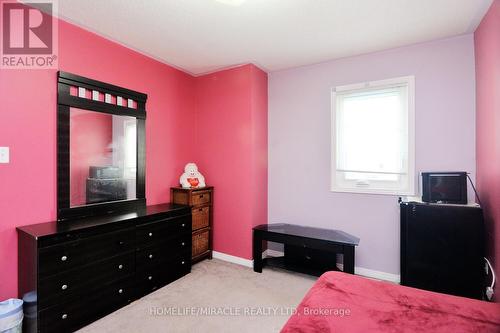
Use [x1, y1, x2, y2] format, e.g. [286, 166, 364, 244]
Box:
[180, 163, 206, 188]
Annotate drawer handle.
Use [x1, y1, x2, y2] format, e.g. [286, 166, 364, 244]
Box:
[118, 264, 123, 270]
[199, 194, 204, 198]
[61, 255, 68, 262]
[149, 254, 153, 259]
[61, 314, 68, 320]
[118, 289, 123, 294]
[148, 232, 153, 237]
[199, 208, 203, 212]
[61, 284, 68, 290]
[119, 241, 125, 246]
[181, 261, 185, 265]
[148, 276, 152, 280]
[305, 255, 311, 260]
[181, 224, 186, 227]
[181, 242, 185, 246]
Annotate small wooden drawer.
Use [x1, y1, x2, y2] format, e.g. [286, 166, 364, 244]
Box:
[192, 228, 210, 258]
[171, 187, 213, 206]
[191, 191, 211, 206]
[192, 206, 210, 230]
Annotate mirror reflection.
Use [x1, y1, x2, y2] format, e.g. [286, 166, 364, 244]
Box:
[69, 108, 137, 207]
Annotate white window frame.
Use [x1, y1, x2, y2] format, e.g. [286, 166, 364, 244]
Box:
[330, 76, 416, 195]
[123, 119, 137, 179]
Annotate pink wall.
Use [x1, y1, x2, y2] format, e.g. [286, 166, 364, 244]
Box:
[249, 65, 269, 250]
[269, 35, 476, 277]
[194, 64, 268, 259]
[0, 13, 196, 299]
[474, 0, 500, 300]
[70, 110, 113, 206]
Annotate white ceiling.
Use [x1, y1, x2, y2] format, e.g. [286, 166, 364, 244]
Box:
[56, 0, 493, 75]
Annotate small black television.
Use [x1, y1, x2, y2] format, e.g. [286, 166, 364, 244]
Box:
[421, 172, 467, 204]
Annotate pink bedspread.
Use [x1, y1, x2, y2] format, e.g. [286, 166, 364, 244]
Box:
[282, 272, 500, 333]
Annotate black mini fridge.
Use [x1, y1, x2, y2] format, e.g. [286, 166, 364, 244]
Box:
[400, 201, 485, 299]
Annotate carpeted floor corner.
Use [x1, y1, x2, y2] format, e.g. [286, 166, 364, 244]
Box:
[77, 259, 317, 333]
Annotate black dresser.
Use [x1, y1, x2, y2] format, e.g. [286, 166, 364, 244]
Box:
[400, 201, 485, 299]
[17, 203, 191, 333]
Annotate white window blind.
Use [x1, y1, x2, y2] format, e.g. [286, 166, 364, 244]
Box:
[331, 76, 415, 195]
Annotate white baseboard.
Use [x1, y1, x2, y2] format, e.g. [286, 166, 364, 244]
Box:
[336, 263, 400, 283]
[212, 251, 253, 268]
[213, 250, 400, 284]
[266, 250, 400, 283]
[212, 249, 279, 267]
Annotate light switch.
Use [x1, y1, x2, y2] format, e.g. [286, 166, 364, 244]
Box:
[0, 147, 10, 163]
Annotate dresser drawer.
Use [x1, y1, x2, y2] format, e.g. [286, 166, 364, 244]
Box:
[39, 277, 135, 333]
[136, 215, 191, 248]
[39, 228, 134, 276]
[39, 252, 135, 308]
[136, 237, 191, 270]
[38, 240, 82, 276]
[136, 254, 190, 296]
[83, 228, 135, 260]
[192, 206, 210, 230]
[136, 246, 165, 270]
[165, 254, 191, 282]
[39, 294, 82, 333]
[136, 268, 164, 296]
[191, 190, 211, 206]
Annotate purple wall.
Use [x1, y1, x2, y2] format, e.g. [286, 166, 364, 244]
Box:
[268, 34, 476, 277]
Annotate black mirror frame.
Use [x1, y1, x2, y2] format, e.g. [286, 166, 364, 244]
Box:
[57, 71, 147, 221]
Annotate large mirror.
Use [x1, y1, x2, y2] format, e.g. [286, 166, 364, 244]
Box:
[69, 109, 137, 207]
[57, 71, 147, 220]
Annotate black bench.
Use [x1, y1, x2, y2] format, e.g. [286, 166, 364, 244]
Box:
[253, 223, 360, 276]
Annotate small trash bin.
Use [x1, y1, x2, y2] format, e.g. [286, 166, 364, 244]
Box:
[0, 299, 23, 333]
[22, 292, 37, 333]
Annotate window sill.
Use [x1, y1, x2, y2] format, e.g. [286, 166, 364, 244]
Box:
[330, 187, 415, 196]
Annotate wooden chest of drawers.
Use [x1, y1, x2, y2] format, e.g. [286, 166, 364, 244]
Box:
[17, 203, 191, 333]
[171, 187, 213, 263]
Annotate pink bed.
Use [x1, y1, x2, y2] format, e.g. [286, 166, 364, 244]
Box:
[282, 272, 500, 333]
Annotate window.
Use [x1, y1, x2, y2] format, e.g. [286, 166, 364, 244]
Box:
[123, 119, 137, 179]
[331, 76, 415, 195]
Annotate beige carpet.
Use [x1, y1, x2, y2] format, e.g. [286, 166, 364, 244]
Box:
[78, 259, 317, 333]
